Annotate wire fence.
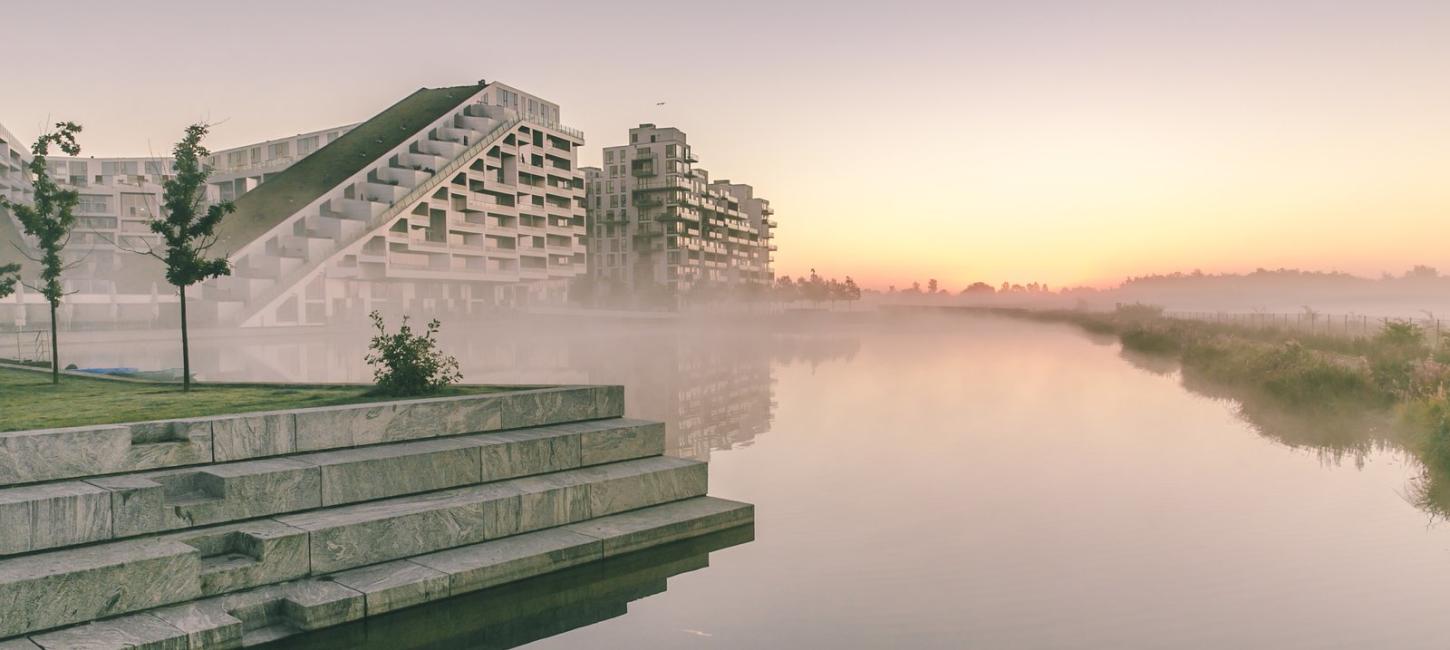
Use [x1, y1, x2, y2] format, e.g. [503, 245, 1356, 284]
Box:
[1165, 311, 1447, 341]
[2, 329, 51, 364]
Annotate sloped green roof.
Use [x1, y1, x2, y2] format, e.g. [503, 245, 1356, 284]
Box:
[213, 83, 483, 256]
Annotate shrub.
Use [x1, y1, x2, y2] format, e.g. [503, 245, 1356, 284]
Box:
[1368, 321, 1429, 398]
[1119, 326, 1181, 354]
[1181, 339, 1381, 408]
[1113, 302, 1165, 322]
[364, 311, 462, 397]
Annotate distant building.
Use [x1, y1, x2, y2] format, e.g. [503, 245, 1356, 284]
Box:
[582, 124, 774, 300]
[0, 81, 587, 327]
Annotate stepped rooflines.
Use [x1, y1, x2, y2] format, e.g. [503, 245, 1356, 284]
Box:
[214, 83, 485, 256]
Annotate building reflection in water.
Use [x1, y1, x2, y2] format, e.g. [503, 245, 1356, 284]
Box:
[59, 319, 862, 462]
[259, 525, 755, 650]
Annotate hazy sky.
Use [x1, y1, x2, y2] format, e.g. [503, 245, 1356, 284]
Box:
[5, 0, 1449, 289]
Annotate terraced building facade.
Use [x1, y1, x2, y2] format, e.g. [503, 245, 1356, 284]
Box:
[582, 124, 775, 300]
[0, 81, 587, 328]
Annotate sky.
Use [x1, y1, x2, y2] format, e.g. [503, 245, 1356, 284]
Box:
[4, 0, 1449, 290]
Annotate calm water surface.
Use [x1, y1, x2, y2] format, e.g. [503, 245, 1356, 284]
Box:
[62, 313, 1450, 648]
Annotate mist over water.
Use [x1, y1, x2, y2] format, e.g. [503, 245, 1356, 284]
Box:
[50, 311, 1450, 648]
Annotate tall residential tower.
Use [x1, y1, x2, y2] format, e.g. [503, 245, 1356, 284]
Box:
[583, 124, 774, 300]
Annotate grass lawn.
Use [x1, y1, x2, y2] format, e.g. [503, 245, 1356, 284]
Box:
[0, 366, 505, 432]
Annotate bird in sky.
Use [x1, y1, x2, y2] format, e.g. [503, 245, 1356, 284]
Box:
[656, 102, 667, 106]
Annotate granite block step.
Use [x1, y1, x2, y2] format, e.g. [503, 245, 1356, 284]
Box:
[274, 455, 707, 574]
[0, 385, 624, 488]
[0, 455, 703, 639]
[285, 524, 755, 650]
[0, 418, 664, 556]
[0, 497, 752, 648]
[0, 538, 203, 638]
[0, 423, 212, 488]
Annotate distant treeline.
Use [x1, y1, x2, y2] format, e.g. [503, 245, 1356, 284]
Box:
[879, 266, 1450, 318]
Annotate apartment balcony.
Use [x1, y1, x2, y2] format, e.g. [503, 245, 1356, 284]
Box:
[633, 176, 690, 193]
[485, 243, 519, 257]
[631, 156, 658, 177]
[633, 223, 665, 239]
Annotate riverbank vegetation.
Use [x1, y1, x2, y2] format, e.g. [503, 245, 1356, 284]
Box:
[978, 304, 1450, 516]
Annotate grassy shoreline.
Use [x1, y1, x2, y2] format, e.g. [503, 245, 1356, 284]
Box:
[975, 305, 1450, 515]
[0, 366, 506, 432]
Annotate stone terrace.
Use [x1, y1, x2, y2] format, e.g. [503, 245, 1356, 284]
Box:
[0, 385, 753, 648]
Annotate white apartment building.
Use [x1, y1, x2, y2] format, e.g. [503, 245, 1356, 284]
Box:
[0, 123, 32, 208]
[583, 124, 774, 298]
[205, 125, 359, 202]
[0, 81, 588, 327]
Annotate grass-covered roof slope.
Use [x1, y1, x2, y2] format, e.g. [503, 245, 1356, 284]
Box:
[212, 83, 484, 256]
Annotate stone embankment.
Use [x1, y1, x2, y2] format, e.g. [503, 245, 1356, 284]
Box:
[0, 385, 752, 648]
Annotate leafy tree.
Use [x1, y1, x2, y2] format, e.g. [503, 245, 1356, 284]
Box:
[364, 311, 462, 396]
[130, 124, 236, 391]
[927, 279, 939, 294]
[0, 122, 82, 384]
[842, 276, 862, 308]
[804, 269, 829, 306]
[774, 276, 797, 305]
[0, 263, 17, 299]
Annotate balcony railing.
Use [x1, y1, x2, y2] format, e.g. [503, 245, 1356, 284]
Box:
[632, 176, 691, 192]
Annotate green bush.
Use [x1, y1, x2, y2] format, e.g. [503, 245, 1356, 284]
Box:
[1181, 340, 1381, 408]
[1363, 321, 1428, 398]
[364, 311, 462, 397]
[1119, 327, 1181, 354]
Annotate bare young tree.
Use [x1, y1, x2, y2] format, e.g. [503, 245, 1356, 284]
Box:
[125, 124, 235, 391]
[0, 122, 82, 384]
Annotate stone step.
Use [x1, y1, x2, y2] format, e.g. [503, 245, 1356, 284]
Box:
[0, 538, 203, 639]
[0, 456, 705, 640]
[0, 419, 664, 556]
[275, 524, 755, 650]
[274, 455, 707, 574]
[0, 385, 624, 487]
[11, 497, 752, 649]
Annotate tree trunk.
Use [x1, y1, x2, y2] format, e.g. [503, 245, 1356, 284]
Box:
[180, 284, 191, 392]
[49, 301, 58, 385]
